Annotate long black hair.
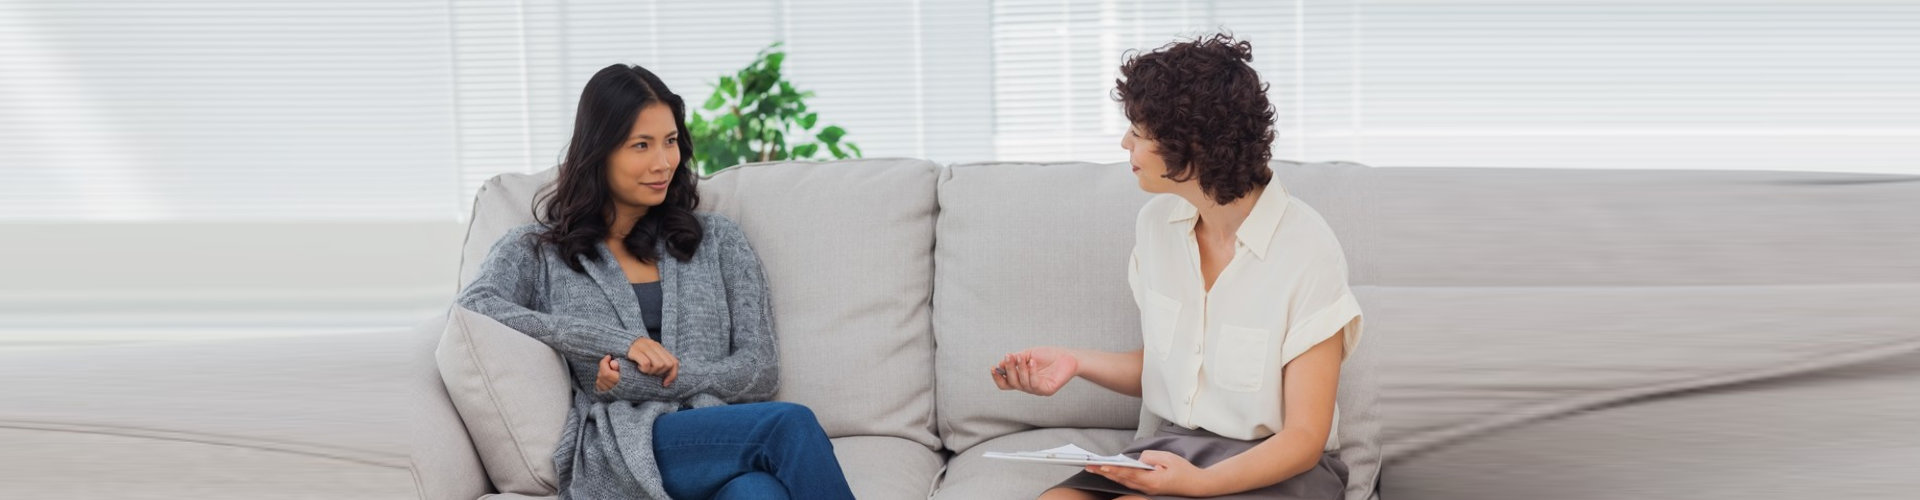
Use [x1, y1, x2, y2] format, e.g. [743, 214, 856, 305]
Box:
[536, 64, 702, 273]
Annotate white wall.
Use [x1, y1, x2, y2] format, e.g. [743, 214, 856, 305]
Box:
[0, 222, 463, 345]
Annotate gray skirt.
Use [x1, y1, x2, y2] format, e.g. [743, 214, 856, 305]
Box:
[1050, 422, 1348, 500]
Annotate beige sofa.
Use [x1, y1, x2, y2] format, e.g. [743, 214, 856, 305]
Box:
[415, 158, 1920, 500]
[4, 159, 1913, 499]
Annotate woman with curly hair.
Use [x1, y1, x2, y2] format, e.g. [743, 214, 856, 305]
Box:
[994, 34, 1364, 500]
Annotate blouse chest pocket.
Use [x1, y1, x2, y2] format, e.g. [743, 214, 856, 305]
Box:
[1139, 289, 1182, 356]
[1210, 325, 1272, 392]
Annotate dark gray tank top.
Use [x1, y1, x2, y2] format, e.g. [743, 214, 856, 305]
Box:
[631, 281, 663, 342]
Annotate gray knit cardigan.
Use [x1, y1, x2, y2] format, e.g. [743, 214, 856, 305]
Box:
[457, 212, 779, 499]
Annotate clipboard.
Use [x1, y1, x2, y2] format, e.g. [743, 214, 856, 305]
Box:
[982, 444, 1155, 470]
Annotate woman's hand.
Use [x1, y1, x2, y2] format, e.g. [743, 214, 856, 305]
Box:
[594, 355, 621, 392]
[626, 337, 679, 387]
[1086, 450, 1213, 497]
[991, 346, 1079, 396]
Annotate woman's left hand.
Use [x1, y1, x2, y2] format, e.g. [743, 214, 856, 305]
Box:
[594, 355, 621, 392]
[1086, 450, 1213, 497]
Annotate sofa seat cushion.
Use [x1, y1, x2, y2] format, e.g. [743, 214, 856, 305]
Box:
[831, 436, 946, 500]
[0, 332, 414, 497]
[1386, 347, 1920, 500]
[0, 427, 413, 499]
[932, 427, 1137, 500]
[1367, 283, 1920, 459]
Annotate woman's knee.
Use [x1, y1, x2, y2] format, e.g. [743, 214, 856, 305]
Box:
[757, 402, 823, 432]
[713, 471, 787, 500]
[748, 402, 832, 453]
[1039, 487, 1106, 500]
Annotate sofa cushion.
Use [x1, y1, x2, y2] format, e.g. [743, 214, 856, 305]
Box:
[0, 428, 415, 499]
[931, 427, 1136, 500]
[1330, 287, 1386, 500]
[1385, 347, 1920, 500]
[830, 436, 945, 500]
[469, 436, 945, 500]
[459, 168, 557, 290]
[931, 161, 1155, 452]
[696, 158, 943, 447]
[0, 330, 414, 497]
[1366, 283, 1920, 459]
[435, 306, 572, 496]
[1362, 168, 1920, 287]
[411, 311, 493, 500]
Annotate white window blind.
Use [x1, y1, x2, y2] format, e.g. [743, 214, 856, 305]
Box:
[0, 0, 460, 221]
[3, 0, 994, 221]
[990, 0, 1920, 172]
[449, 0, 996, 201]
[6, 1, 1913, 223]
[1345, 0, 1920, 171]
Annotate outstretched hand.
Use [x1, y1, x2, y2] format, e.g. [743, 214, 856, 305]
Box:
[991, 347, 1079, 396]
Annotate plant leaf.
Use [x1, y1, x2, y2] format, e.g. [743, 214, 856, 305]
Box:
[766, 52, 785, 74]
[846, 142, 863, 158]
[719, 76, 738, 97]
[817, 125, 845, 143]
[702, 92, 725, 111]
[799, 112, 818, 130]
[792, 143, 818, 159]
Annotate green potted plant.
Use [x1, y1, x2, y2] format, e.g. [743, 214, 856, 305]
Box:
[688, 42, 861, 175]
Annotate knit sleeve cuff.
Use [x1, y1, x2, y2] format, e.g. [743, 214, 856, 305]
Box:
[576, 321, 646, 360]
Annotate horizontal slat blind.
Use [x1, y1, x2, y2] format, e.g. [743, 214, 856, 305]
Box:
[451, 0, 996, 200]
[988, 0, 1920, 171]
[1341, 0, 1920, 170]
[5, 1, 1912, 222]
[0, 1, 459, 220]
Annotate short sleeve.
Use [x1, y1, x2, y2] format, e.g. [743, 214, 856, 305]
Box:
[1279, 253, 1363, 367]
[1127, 250, 1144, 309]
[1127, 196, 1160, 312]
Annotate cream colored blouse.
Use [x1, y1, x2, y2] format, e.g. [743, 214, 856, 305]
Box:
[1130, 179, 1363, 447]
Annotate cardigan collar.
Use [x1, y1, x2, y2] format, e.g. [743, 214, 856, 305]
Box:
[581, 239, 683, 350]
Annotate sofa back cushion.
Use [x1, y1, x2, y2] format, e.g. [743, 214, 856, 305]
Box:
[696, 159, 942, 448]
[459, 168, 557, 291]
[931, 161, 1156, 452]
[1360, 167, 1920, 287]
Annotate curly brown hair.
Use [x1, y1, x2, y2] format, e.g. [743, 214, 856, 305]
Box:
[1115, 33, 1276, 205]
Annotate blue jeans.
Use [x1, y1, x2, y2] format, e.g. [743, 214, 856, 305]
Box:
[652, 401, 856, 500]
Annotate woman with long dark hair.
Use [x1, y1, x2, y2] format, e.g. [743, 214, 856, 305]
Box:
[458, 64, 855, 500]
